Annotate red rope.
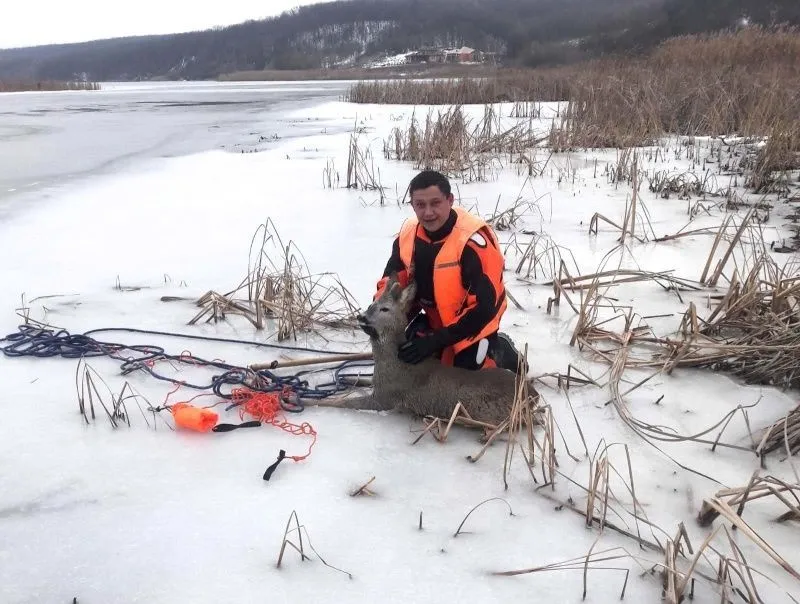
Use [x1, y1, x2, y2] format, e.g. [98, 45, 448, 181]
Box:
[162, 385, 317, 463]
[232, 387, 317, 462]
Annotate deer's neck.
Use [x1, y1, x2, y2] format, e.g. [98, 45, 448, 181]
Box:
[370, 332, 409, 391]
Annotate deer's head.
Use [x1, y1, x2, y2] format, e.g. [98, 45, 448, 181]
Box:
[357, 275, 417, 343]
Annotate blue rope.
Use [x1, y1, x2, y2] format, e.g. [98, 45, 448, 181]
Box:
[0, 325, 373, 412]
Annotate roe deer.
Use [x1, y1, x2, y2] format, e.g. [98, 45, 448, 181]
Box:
[308, 276, 535, 427]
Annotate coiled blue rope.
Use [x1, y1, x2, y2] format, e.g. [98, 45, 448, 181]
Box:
[1, 324, 373, 412]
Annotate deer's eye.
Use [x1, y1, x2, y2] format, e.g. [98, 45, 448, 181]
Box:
[379, 307, 390, 312]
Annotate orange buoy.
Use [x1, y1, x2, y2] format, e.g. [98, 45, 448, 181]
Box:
[170, 403, 218, 432]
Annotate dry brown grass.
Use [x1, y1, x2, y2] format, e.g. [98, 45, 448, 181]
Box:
[346, 72, 568, 105]
[748, 122, 800, 194]
[548, 27, 800, 149]
[191, 219, 360, 340]
[383, 104, 546, 182]
[0, 80, 100, 92]
[345, 131, 386, 202]
[650, 26, 800, 73]
[348, 27, 800, 152]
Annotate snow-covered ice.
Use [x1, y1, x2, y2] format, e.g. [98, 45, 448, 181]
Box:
[1, 91, 799, 603]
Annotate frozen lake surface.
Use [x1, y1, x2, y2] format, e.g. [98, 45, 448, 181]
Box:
[0, 81, 351, 205]
[1, 83, 799, 603]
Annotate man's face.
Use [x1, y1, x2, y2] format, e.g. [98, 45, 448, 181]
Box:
[410, 185, 454, 232]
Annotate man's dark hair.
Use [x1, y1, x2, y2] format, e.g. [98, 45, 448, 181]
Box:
[409, 170, 451, 197]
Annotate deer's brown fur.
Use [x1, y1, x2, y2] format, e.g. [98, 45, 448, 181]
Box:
[309, 277, 532, 426]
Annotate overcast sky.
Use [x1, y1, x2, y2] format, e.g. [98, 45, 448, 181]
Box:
[1, 0, 328, 49]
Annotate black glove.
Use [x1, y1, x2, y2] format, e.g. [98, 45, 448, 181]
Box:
[398, 332, 447, 364]
[405, 312, 433, 341]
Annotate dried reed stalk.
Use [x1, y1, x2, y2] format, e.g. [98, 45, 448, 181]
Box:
[346, 130, 386, 203]
[514, 233, 581, 284]
[276, 510, 352, 578]
[75, 359, 124, 428]
[452, 497, 514, 538]
[194, 219, 360, 341]
[501, 344, 552, 489]
[698, 497, 800, 581]
[411, 401, 501, 446]
[385, 104, 546, 182]
[492, 546, 634, 601]
[495, 526, 799, 604]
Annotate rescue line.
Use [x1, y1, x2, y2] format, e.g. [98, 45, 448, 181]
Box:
[1, 324, 372, 481]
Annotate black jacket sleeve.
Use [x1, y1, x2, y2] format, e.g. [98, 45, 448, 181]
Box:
[381, 237, 404, 278]
[437, 241, 499, 346]
[379, 237, 420, 319]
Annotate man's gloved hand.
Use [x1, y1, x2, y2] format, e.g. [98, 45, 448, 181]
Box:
[398, 332, 447, 364]
[404, 312, 432, 341]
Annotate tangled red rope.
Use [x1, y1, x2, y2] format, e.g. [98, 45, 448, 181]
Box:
[231, 386, 317, 462]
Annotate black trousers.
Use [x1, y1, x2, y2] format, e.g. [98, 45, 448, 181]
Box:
[453, 333, 498, 370]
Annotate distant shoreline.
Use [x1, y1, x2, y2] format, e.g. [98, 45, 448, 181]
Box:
[216, 64, 509, 82]
[0, 80, 101, 92]
[0, 65, 520, 90]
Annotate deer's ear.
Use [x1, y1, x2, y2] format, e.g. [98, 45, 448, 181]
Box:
[379, 273, 398, 299]
[398, 281, 417, 308]
[388, 281, 403, 300]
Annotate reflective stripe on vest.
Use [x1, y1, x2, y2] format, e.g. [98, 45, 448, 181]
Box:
[397, 207, 507, 360]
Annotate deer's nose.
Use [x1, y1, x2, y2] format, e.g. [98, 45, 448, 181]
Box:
[356, 313, 367, 323]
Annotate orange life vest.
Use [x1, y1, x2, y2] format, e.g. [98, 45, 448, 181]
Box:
[390, 207, 507, 366]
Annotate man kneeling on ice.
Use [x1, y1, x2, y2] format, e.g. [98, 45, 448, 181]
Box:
[374, 169, 524, 373]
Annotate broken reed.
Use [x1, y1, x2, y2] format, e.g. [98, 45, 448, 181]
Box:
[0, 79, 101, 92]
[349, 26, 800, 150]
[698, 472, 800, 527]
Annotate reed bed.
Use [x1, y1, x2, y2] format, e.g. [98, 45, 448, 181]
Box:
[0, 79, 101, 92]
[747, 121, 800, 195]
[383, 104, 546, 182]
[345, 72, 568, 105]
[348, 27, 800, 153]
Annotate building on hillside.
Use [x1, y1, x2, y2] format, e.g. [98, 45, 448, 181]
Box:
[442, 47, 483, 63]
[406, 48, 446, 64]
[406, 46, 486, 64]
[451, 47, 481, 63]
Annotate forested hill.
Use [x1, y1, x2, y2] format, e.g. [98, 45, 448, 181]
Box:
[1, 0, 798, 82]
